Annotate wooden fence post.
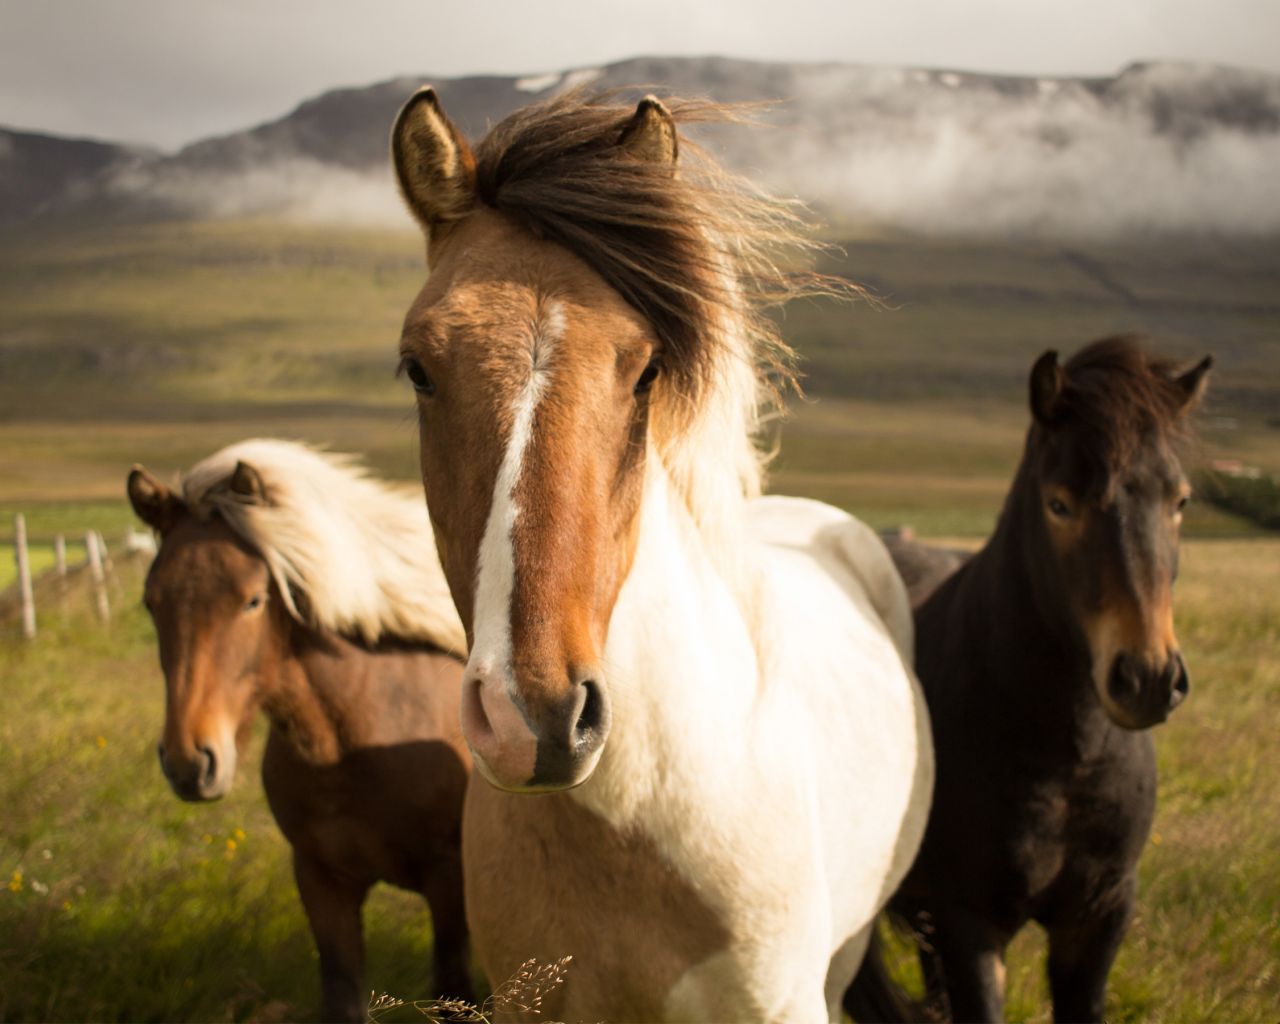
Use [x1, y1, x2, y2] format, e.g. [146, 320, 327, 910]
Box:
[55, 533, 67, 578]
[86, 530, 110, 625]
[15, 514, 36, 639]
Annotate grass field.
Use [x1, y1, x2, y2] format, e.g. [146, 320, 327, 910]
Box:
[1, 217, 1278, 1021]
[2, 541, 1276, 1021]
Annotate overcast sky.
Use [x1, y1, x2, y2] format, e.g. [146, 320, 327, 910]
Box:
[2, 0, 1278, 151]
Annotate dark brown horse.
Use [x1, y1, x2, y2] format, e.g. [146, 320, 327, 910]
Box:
[127, 440, 474, 1023]
[850, 336, 1211, 1023]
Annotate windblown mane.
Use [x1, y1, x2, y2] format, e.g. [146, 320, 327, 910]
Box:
[470, 91, 854, 572]
[182, 439, 466, 655]
[1060, 334, 1202, 471]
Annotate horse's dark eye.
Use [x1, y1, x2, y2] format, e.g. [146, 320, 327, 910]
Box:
[399, 356, 435, 396]
[244, 594, 265, 613]
[1176, 494, 1190, 511]
[635, 356, 662, 396]
[1048, 498, 1069, 517]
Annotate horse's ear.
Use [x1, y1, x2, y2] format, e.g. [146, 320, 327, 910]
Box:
[128, 466, 186, 534]
[392, 87, 477, 228]
[1173, 354, 1213, 411]
[228, 461, 268, 504]
[1030, 350, 1066, 426]
[618, 95, 679, 169]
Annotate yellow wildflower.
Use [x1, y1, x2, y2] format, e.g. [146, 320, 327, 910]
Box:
[96, 736, 106, 747]
[233, 828, 246, 842]
[62, 901, 71, 910]
[9, 872, 21, 892]
[226, 839, 237, 851]
[202, 834, 212, 844]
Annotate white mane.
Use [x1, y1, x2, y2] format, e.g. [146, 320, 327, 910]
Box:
[182, 439, 466, 655]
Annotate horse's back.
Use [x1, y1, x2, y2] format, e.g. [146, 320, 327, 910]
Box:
[881, 535, 972, 611]
[748, 495, 913, 665]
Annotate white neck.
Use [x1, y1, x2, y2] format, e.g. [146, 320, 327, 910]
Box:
[574, 461, 764, 826]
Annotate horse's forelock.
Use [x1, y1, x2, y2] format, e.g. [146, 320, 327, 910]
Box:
[1058, 335, 1202, 468]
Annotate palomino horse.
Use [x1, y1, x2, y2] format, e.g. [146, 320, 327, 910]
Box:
[858, 337, 1210, 1023]
[390, 88, 934, 1021]
[128, 440, 474, 1022]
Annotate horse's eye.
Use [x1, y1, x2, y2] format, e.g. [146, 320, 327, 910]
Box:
[635, 356, 662, 396]
[1048, 498, 1070, 517]
[244, 594, 265, 613]
[1176, 494, 1190, 512]
[399, 356, 436, 396]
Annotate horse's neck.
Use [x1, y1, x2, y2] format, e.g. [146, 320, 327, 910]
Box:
[263, 625, 402, 763]
[956, 482, 1097, 723]
[581, 464, 762, 821]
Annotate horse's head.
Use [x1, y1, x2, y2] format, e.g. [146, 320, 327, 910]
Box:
[1022, 337, 1211, 729]
[391, 91, 698, 793]
[129, 463, 277, 800]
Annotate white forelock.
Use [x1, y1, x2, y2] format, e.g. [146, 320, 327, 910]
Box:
[182, 439, 466, 655]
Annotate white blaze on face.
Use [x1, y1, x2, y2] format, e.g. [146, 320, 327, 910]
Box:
[467, 300, 564, 696]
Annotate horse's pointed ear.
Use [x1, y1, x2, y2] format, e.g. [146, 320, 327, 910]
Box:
[229, 461, 268, 504]
[1030, 350, 1066, 426]
[1173, 354, 1213, 411]
[392, 87, 477, 228]
[618, 95, 679, 169]
[128, 466, 186, 534]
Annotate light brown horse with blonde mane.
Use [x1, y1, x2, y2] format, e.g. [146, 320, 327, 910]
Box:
[128, 440, 473, 1022]
[390, 88, 934, 1022]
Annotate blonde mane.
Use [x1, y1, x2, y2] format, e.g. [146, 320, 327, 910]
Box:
[182, 439, 466, 655]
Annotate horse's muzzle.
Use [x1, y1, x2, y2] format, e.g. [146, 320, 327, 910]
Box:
[1105, 649, 1189, 729]
[462, 668, 610, 793]
[158, 740, 232, 801]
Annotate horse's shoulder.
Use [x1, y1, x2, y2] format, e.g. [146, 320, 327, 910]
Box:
[748, 495, 913, 666]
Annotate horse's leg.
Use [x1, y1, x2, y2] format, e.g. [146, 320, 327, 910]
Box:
[422, 859, 475, 1004]
[1045, 878, 1135, 1024]
[294, 850, 369, 1023]
[927, 901, 1006, 1023]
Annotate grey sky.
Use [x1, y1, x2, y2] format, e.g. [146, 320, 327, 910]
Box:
[2, 0, 1278, 151]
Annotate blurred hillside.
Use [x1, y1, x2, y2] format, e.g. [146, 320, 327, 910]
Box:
[0, 219, 1276, 543]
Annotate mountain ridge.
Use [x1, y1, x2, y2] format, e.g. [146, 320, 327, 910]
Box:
[5, 56, 1279, 237]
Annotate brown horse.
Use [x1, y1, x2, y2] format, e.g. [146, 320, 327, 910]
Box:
[127, 440, 474, 1023]
[389, 87, 932, 1021]
[850, 336, 1211, 1022]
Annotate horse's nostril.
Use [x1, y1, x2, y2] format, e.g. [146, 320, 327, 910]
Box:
[1107, 652, 1137, 704]
[574, 680, 606, 741]
[1167, 652, 1190, 709]
[198, 746, 217, 788]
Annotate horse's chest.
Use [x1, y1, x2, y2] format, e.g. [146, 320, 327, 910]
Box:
[463, 781, 732, 1021]
[1005, 752, 1156, 913]
[263, 732, 468, 890]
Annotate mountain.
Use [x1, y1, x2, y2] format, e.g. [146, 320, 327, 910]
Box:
[0, 127, 149, 227]
[6, 57, 1280, 237]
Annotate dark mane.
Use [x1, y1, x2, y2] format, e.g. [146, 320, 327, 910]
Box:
[1056, 334, 1202, 465]
[471, 88, 847, 404]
